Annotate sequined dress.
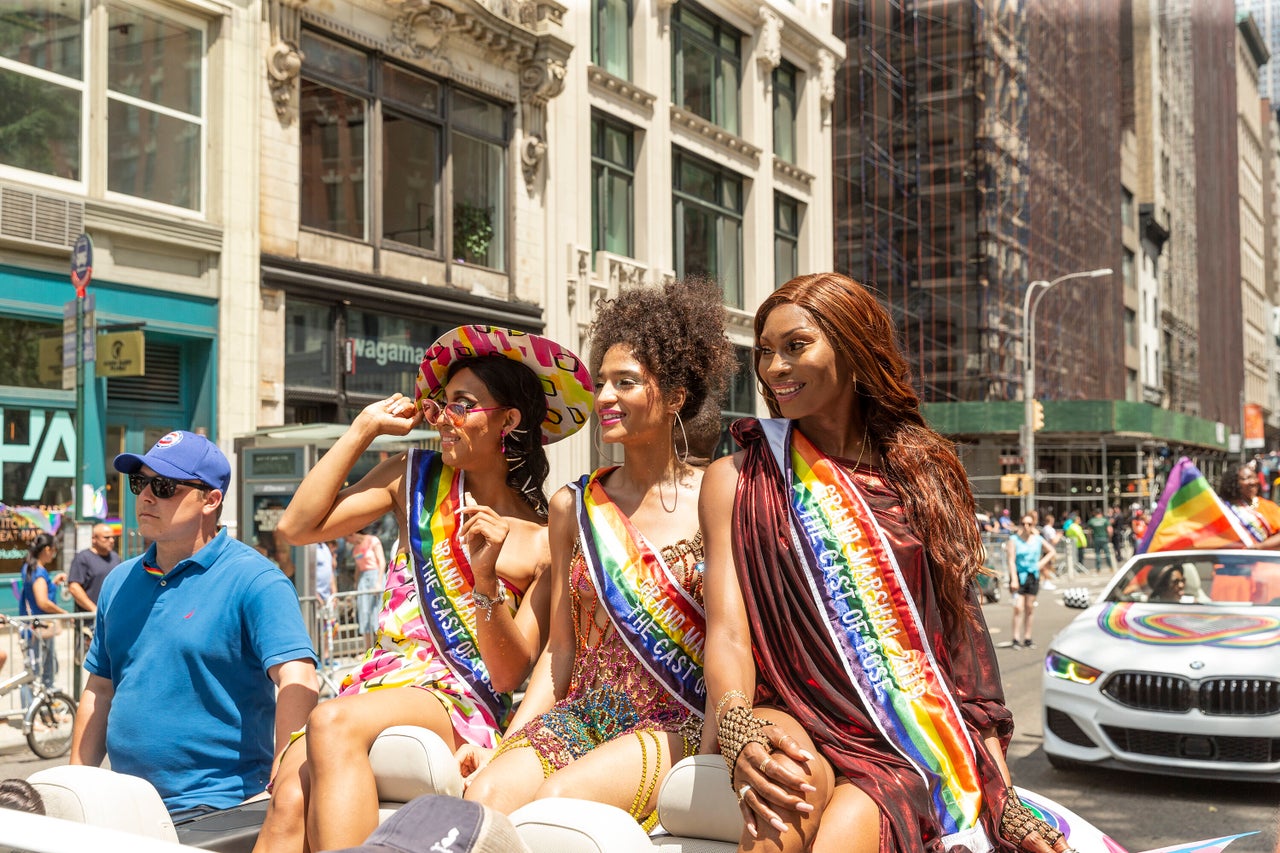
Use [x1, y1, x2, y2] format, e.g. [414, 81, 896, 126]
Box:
[501, 533, 704, 776]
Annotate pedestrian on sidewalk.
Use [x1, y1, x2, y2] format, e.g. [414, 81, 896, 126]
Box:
[67, 524, 121, 659]
[1007, 514, 1055, 649]
[18, 533, 68, 709]
[1085, 507, 1113, 573]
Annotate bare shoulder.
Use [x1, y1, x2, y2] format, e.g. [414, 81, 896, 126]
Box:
[548, 484, 577, 519]
[703, 453, 745, 494]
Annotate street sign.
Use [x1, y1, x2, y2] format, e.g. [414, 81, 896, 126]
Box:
[62, 296, 95, 389]
[70, 233, 93, 298]
[96, 330, 145, 378]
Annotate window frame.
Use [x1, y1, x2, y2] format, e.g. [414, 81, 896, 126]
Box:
[672, 147, 744, 307]
[101, 0, 209, 216]
[591, 0, 632, 80]
[590, 111, 636, 258]
[298, 29, 512, 270]
[772, 60, 798, 165]
[774, 192, 800, 290]
[671, 2, 742, 135]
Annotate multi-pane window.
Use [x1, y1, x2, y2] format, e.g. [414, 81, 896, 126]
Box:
[0, 3, 84, 181]
[0, 2, 206, 211]
[672, 3, 741, 135]
[773, 61, 797, 164]
[673, 149, 743, 307]
[106, 6, 204, 210]
[775, 194, 800, 289]
[299, 31, 509, 271]
[591, 0, 631, 80]
[591, 113, 635, 257]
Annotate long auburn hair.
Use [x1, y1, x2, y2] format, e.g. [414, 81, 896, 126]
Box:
[755, 273, 984, 626]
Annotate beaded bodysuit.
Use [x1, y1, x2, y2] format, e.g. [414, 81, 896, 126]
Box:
[500, 533, 705, 778]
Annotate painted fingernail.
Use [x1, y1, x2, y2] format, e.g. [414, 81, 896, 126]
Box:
[799, 750, 815, 761]
[796, 801, 815, 813]
[747, 822, 758, 838]
[771, 818, 788, 833]
[800, 783, 817, 792]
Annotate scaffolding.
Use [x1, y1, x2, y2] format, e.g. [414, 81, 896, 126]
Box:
[834, 0, 1118, 405]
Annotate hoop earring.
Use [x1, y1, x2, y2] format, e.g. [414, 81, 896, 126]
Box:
[674, 412, 690, 466]
[592, 422, 622, 465]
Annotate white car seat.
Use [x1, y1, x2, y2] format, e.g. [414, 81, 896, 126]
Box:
[369, 724, 465, 820]
[27, 764, 178, 843]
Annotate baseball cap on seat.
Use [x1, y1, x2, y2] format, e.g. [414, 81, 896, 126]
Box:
[329, 794, 530, 853]
[113, 431, 231, 494]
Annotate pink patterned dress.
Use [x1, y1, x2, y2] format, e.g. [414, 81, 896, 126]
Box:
[339, 551, 522, 748]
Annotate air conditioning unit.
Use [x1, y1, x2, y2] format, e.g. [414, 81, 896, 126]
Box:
[0, 184, 84, 251]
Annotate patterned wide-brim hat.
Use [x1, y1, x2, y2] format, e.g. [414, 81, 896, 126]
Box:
[416, 325, 594, 444]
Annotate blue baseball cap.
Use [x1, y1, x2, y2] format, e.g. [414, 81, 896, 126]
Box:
[113, 431, 231, 493]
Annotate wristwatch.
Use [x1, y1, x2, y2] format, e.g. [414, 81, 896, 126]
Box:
[472, 583, 508, 621]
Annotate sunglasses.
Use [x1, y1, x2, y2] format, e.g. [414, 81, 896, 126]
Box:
[421, 399, 509, 428]
[128, 473, 210, 499]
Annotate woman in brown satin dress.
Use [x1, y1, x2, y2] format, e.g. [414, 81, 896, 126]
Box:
[701, 273, 1071, 853]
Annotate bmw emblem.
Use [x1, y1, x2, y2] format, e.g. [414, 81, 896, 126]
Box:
[1189, 660, 1205, 670]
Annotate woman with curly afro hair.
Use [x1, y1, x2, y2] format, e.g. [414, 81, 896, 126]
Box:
[463, 277, 735, 827]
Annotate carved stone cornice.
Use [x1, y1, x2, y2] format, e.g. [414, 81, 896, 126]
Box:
[587, 65, 656, 115]
[386, 0, 563, 67]
[773, 156, 814, 189]
[266, 0, 307, 124]
[670, 106, 761, 166]
[757, 6, 782, 71]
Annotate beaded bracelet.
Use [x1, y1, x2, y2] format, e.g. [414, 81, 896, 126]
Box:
[714, 689, 751, 723]
[718, 704, 772, 775]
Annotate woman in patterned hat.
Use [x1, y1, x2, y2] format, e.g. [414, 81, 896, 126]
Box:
[462, 278, 735, 829]
[701, 273, 1069, 853]
[255, 327, 593, 853]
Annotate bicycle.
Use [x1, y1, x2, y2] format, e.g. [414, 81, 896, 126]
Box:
[0, 615, 78, 758]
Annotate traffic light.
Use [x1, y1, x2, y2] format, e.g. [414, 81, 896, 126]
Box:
[1000, 474, 1020, 495]
[1032, 400, 1045, 432]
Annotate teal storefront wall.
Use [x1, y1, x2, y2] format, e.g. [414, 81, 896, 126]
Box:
[0, 263, 218, 531]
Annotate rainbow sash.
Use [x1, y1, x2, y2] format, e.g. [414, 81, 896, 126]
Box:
[406, 450, 512, 728]
[572, 469, 706, 716]
[1228, 503, 1270, 544]
[759, 420, 989, 851]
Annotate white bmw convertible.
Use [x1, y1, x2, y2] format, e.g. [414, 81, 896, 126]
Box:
[1044, 549, 1280, 780]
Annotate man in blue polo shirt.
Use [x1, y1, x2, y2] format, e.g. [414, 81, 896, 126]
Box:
[70, 430, 318, 816]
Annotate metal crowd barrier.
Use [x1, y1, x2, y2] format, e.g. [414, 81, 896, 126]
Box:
[0, 612, 96, 711]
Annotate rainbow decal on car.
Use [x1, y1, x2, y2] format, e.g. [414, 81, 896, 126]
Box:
[1097, 604, 1280, 648]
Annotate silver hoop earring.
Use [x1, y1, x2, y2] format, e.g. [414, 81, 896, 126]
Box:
[674, 412, 690, 466]
[592, 422, 621, 465]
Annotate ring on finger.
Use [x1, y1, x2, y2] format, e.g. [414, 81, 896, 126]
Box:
[759, 757, 773, 775]
[736, 783, 752, 803]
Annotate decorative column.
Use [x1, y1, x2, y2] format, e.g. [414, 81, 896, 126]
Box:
[266, 0, 307, 124]
[520, 45, 568, 190]
[757, 7, 783, 71]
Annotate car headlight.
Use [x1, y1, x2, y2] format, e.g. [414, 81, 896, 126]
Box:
[1044, 651, 1103, 684]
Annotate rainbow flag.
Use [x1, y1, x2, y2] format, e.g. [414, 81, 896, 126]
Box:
[1136, 458, 1251, 554]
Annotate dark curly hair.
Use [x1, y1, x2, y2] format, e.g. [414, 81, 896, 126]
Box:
[589, 277, 735, 442]
[1218, 463, 1255, 505]
[446, 356, 550, 519]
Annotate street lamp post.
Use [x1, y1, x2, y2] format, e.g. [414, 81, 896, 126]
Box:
[1021, 267, 1112, 513]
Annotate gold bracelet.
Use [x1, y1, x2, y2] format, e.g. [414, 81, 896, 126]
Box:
[714, 689, 750, 723]
[718, 705, 772, 776]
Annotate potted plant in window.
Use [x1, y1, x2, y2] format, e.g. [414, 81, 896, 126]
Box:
[452, 202, 494, 265]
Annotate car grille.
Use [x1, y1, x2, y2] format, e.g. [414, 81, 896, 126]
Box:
[1101, 726, 1280, 763]
[1102, 673, 1192, 713]
[1102, 673, 1280, 716]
